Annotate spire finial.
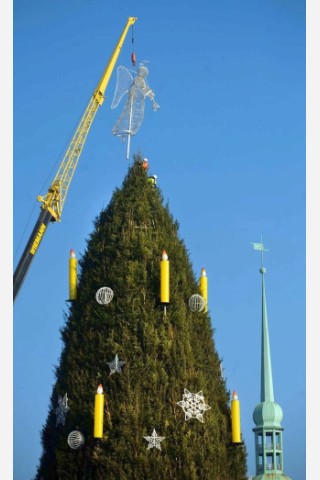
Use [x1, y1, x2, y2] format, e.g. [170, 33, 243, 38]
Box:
[251, 235, 269, 272]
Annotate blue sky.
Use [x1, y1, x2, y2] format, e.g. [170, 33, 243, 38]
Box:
[11, 1, 308, 479]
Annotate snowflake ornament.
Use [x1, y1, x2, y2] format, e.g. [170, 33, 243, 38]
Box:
[177, 389, 211, 423]
[55, 393, 70, 426]
[107, 354, 125, 375]
[143, 429, 166, 451]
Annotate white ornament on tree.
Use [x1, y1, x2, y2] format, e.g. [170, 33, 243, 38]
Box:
[95, 287, 114, 305]
[67, 430, 85, 450]
[55, 393, 70, 426]
[188, 294, 205, 312]
[177, 389, 211, 423]
[143, 429, 166, 451]
[107, 354, 125, 375]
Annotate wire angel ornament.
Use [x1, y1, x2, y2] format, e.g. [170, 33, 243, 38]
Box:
[111, 65, 160, 159]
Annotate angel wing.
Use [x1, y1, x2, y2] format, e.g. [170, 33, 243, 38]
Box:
[111, 66, 134, 109]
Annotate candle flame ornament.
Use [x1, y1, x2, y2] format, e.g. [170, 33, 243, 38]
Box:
[160, 250, 170, 315]
[68, 249, 77, 301]
[177, 389, 211, 423]
[231, 390, 242, 443]
[199, 267, 208, 312]
[143, 429, 166, 451]
[94, 384, 104, 438]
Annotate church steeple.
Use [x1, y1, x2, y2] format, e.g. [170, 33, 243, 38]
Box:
[251, 239, 292, 480]
[260, 264, 274, 404]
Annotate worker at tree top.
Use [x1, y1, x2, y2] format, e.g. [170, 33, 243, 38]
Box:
[148, 175, 157, 187]
[142, 158, 149, 170]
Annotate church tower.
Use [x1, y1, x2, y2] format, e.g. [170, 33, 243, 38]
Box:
[251, 240, 292, 480]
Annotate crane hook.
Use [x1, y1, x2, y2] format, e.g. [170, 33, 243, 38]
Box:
[131, 25, 136, 66]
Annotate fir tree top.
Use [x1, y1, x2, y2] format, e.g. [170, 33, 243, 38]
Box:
[35, 153, 247, 480]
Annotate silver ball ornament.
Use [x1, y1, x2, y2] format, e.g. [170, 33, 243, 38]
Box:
[67, 430, 85, 450]
[188, 294, 205, 312]
[96, 286, 114, 305]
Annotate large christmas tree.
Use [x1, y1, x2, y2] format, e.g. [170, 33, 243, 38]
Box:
[35, 155, 247, 479]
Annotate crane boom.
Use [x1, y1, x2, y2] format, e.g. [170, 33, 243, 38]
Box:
[13, 16, 137, 302]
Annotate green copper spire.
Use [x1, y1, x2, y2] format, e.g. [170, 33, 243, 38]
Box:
[260, 266, 274, 403]
[251, 238, 292, 480]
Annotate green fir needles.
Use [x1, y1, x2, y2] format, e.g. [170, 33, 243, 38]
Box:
[35, 155, 247, 480]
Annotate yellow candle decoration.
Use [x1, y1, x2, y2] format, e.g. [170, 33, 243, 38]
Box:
[69, 249, 77, 301]
[94, 384, 104, 438]
[160, 250, 170, 304]
[199, 267, 208, 312]
[231, 390, 241, 443]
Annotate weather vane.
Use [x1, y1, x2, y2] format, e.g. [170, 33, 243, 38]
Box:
[251, 235, 270, 267]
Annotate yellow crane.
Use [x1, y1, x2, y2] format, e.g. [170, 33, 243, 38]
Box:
[13, 17, 137, 302]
